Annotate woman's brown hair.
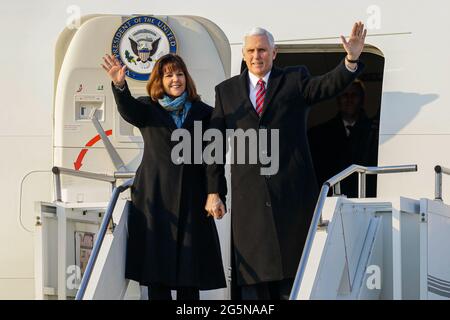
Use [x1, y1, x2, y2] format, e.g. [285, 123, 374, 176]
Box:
[146, 53, 200, 102]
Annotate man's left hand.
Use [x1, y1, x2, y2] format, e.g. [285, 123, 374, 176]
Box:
[341, 21, 367, 61]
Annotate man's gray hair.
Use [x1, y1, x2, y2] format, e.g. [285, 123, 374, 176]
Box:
[244, 27, 275, 48]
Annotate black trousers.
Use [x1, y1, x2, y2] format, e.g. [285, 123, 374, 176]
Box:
[147, 284, 199, 300]
[240, 278, 294, 300]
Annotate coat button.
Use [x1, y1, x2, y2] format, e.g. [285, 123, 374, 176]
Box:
[265, 202, 271, 207]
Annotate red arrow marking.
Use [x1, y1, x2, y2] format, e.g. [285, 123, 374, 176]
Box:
[73, 130, 113, 170]
[74, 149, 88, 170]
[85, 130, 112, 147]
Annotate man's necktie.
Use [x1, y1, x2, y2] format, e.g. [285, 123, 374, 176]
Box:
[255, 79, 266, 116]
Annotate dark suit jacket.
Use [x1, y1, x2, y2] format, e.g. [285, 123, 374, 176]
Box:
[207, 60, 364, 285]
[308, 111, 378, 198]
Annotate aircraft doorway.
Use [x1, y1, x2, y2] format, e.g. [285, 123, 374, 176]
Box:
[240, 45, 384, 197]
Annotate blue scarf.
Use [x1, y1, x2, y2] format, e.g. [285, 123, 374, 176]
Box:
[158, 92, 192, 128]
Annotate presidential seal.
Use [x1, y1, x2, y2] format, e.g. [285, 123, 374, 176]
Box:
[112, 16, 177, 81]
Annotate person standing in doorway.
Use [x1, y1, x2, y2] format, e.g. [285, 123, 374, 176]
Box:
[205, 22, 366, 300]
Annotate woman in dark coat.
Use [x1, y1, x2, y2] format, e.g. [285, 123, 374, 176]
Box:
[101, 53, 226, 300]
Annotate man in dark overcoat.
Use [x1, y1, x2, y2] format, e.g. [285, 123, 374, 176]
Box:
[205, 22, 367, 299]
[309, 80, 379, 198]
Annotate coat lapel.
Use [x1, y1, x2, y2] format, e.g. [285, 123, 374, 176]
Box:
[155, 104, 178, 132]
[182, 101, 209, 130]
[261, 66, 283, 117]
[239, 69, 261, 120]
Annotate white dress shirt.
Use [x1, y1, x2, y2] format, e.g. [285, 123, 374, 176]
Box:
[343, 119, 356, 137]
[248, 71, 271, 111]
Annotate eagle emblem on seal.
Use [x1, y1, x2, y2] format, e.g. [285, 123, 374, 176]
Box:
[128, 36, 161, 63]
